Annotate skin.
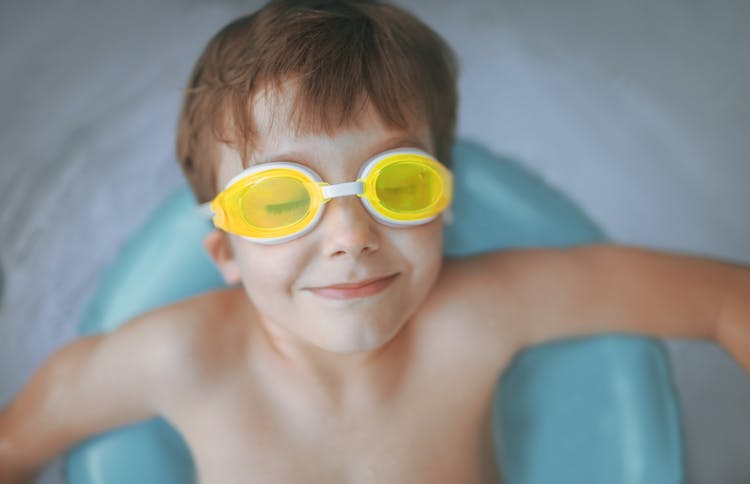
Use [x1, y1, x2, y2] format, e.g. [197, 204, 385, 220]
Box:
[1, 87, 749, 484]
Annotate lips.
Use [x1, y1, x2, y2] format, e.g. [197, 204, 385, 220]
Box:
[306, 273, 399, 300]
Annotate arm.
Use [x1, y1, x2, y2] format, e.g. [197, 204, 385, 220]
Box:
[0, 310, 189, 483]
[498, 244, 750, 374]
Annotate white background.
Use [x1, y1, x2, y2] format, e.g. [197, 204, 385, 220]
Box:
[0, 1, 748, 482]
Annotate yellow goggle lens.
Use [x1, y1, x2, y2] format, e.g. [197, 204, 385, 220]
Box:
[239, 175, 311, 229]
[374, 161, 443, 213]
[213, 166, 323, 239]
[363, 153, 451, 222]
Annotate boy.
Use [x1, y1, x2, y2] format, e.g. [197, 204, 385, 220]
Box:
[1, 0, 748, 483]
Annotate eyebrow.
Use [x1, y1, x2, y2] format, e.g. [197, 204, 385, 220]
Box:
[250, 149, 308, 167]
[370, 135, 431, 158]
[249, 134, 431, 168]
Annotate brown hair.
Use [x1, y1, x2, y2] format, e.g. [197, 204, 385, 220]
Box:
[176, 0, 459, 203]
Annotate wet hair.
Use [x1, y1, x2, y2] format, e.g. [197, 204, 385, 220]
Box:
[176, 0, 458, 203]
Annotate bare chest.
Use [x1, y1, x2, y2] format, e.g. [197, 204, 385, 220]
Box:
[169, 360, 504, 484]
[167, 287, 517, 484]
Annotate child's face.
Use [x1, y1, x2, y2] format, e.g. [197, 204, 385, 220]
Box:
[214, 86, 444, 355]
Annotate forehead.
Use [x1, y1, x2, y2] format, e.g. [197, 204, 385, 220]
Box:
[216, 83, 433, 187]
[252, 81, 431, 152]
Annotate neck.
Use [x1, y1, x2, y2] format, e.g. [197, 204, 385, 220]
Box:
[252, 312, 413, 407]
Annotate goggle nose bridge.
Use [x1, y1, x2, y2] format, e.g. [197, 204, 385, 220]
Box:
[321, 181, 365, 200]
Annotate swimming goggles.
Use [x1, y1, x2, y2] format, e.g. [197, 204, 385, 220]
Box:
[202, 148, 453, 244]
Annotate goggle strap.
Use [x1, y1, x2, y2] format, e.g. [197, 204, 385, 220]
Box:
[321, 181, 364, 200]
[197, 202, 213, 218]
[443, 207, 454, 226]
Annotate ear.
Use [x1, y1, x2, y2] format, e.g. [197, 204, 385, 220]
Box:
[203, 230, 242, 285]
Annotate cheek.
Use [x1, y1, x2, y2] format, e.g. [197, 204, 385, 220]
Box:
[391, 222, 444, 283]
[232, 242, 305, 298]
[417, 231, 443, 283]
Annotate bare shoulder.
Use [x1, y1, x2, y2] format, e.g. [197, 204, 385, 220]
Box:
[413, 253, 530, 369]
[101, 286, 253, 404]
[0, 287, 254, 466]
[418, 249, 583, 364]
[166, 286, 256, 378]
[426, 250, 539, 319]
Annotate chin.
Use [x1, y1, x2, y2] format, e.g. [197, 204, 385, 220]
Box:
[310, 317, 405, 354]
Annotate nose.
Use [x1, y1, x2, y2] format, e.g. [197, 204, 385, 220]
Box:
[318, 196, 380, 259]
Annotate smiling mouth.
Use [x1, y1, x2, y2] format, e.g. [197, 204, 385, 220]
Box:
[306, 273, 400, 300]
